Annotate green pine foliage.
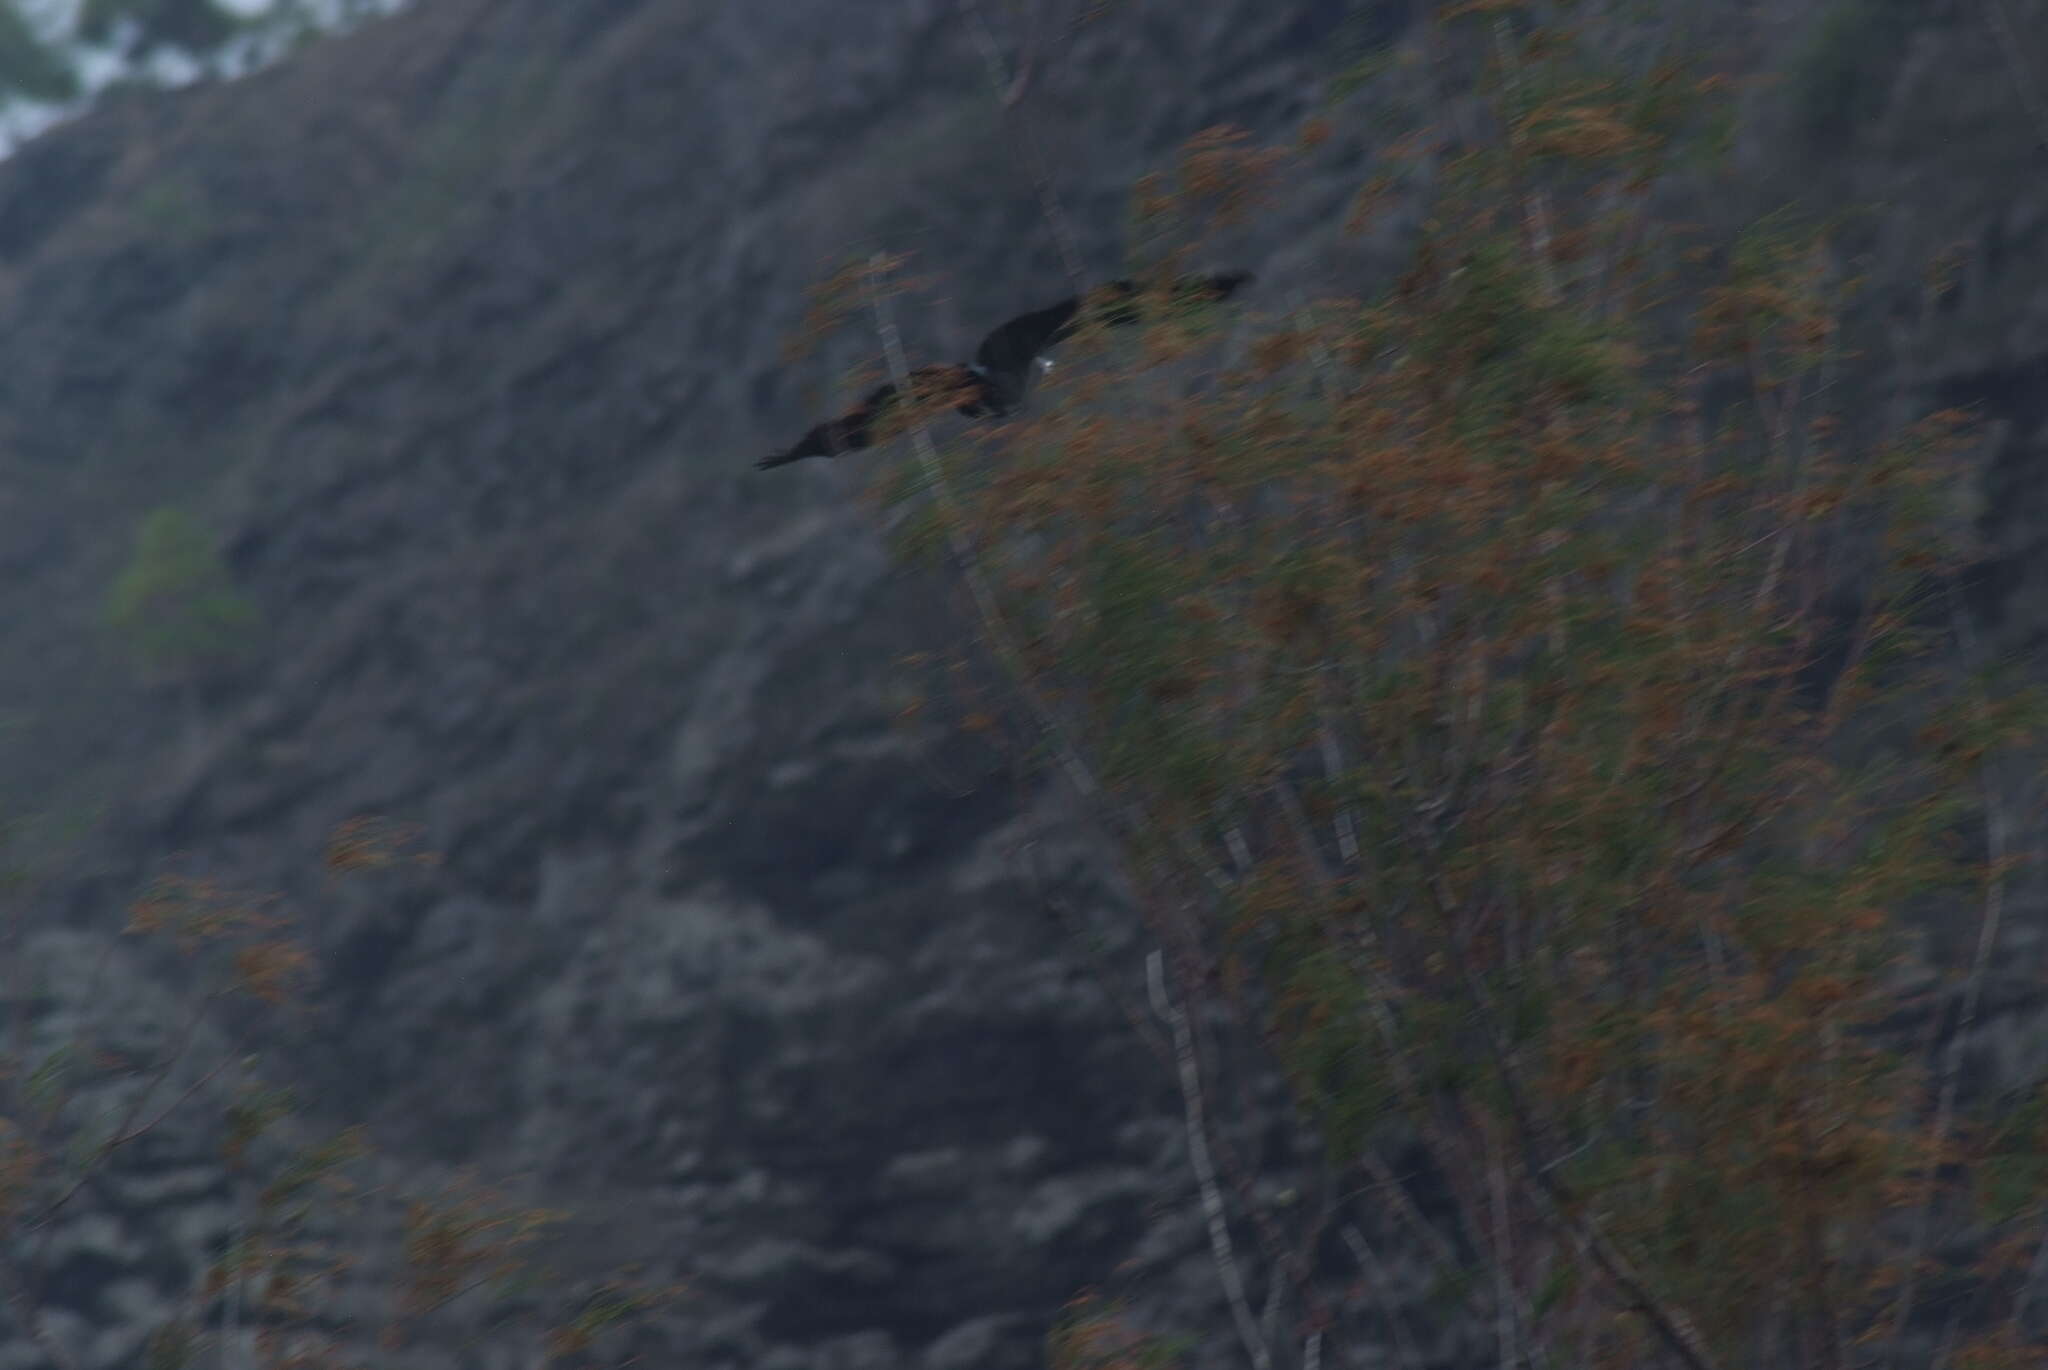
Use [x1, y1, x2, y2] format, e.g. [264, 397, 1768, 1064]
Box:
[103, 506, 259, 687]
[0, 4, 78, 102]
[79, 0, 244, 53]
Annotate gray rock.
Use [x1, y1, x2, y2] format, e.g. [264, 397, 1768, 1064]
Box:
[3, 1, 2048, 1368]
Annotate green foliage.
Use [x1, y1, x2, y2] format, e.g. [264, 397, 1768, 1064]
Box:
[1048, 1293, 1191, 1370]
[1976, 1085, 2048, 1224]
[1514, 308, 1632, 407]
[130, 177, 215, 246]
[1416, 236, 1545, 371]
[1530, 1259, 1580, 1322]
[0, 4, 78, 101]
[103, 506, 259, 686]
[880, 458, 952, 567]
[23, 1044, 72, 1122]
[1263, 937, 1390, 1157]
[1328, 40, 1398, 103]
[221, 1080, 297, 1171]
[79, 0, 243, 53]
[257, 1124, 369, 1214]
[547, 1277, 687, 1358]
[855, 7, 2048, 1363]
[1322, 4, 1409, 103]
[1397, 233, 1638, 446]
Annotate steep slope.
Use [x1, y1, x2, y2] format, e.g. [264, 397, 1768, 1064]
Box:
[6, 0, 2048, 1365]
[0, 0, 1400, 1365]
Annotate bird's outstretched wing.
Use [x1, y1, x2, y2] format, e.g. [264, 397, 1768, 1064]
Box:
[972, 296, 1084, 392]
[757, 366, 983, 469]
[758, 273, 1254, 470]
[756, 379, 894, 469]
[970, 271, 1257, 394]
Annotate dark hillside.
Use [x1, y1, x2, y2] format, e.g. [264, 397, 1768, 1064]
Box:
[3, 0, 2048, 1364]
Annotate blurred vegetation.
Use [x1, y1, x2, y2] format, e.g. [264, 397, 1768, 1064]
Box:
[854, 3, 2048, 1367]
[79, 0, 245, 54]
[0, 4, 78, 102]
[131, 176, 216, 245]
[103, 506, 259, 689]
[0, 819, 681, 1365]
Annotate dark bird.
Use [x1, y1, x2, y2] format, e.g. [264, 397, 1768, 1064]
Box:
[757, 270, 1255, 470]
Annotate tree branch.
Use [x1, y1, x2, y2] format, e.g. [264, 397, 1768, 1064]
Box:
[1148, 949, 1271, 1370]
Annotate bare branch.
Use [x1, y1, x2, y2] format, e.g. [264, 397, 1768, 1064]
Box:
[960, 0, 1087, 291]
[1340, 1224, 1426, 1370]
[1887, 602, 2016, 1362]
[1147, 949, 1271, 1370]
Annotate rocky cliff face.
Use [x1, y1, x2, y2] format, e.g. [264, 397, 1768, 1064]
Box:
[3, 0, 2048, 1366]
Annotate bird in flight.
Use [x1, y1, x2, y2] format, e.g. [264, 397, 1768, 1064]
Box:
[757, 270, 1255, 470]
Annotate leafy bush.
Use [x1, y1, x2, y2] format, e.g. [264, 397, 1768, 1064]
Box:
[103, 506, 259, 688]
[857, 6, 2048, 1364]
[0, 4, 78, 102]
[80, 0, 244, 54]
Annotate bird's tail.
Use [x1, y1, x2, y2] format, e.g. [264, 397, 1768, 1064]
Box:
[755, 448, 809, 470]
